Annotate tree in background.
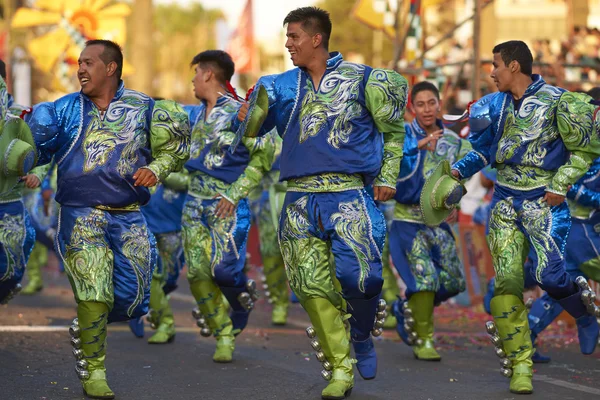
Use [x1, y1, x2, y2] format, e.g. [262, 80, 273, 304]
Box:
[145, 2, 223, 103]
[316, 0, 394, 67]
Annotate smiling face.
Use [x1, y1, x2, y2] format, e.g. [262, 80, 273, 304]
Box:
[285, 22, 318, 67]
[77, 44, 113, 97]
[412, 90, 440, 129]
[490, 52, 514, 93]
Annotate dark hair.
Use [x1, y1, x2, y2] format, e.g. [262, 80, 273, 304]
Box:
[85, 39, 123, 80]
[190, 50, 235, 83]
[587, 87, 600, 101]
[492, 40, 533, 76]
[0, 59, 5, 80]
[283, 7, 332, 50]
[411, 81, 440, 103]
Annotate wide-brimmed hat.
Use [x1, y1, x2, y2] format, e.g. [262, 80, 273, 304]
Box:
[230, 84, 269, 153]
[420, 160, 467, 227]
[0, 117, 37, 195]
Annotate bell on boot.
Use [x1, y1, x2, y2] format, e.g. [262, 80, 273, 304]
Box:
[306, 326, 316, 338]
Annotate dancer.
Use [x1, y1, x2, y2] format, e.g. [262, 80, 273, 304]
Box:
[389, 81, 470, 361]
[237, 7, 408, 398]
[182, 50, 274, 363]
[426, 40, 600, 394]
[22, 40, 190, 399]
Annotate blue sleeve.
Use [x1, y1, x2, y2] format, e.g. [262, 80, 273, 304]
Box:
[24, 102, 62, 166]
[451, 93, 499, 179]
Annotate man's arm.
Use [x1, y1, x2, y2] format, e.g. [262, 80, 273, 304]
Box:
[365, 69, 408, 201]
[548, 92, 600, 201]
[24, 102, 63, 166]
[141, 100, 191, 186]
[451, 94, 498, 179]
[215, 134, 276, 218]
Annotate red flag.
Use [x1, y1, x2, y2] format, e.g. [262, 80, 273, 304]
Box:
[228, 0, 255, 74]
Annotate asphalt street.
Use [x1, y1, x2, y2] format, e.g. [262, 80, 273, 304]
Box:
[1, 266, 600, 400]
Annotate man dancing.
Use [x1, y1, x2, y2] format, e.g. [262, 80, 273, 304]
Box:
[445, 40, 600, 394]
[390, 81, 470, 361]
[182, 50, 274, 363]
[23, 40, 190, 399]
[238, 7, 407, 399]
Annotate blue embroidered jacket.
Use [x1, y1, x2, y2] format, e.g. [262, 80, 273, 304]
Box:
[252, 52, 408, 191]
[24, 81, 190, 209]
[452, 75, 600, 196]
[183, 96, 274, 204]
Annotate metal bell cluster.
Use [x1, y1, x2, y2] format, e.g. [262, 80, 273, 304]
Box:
[372, 299, 387, 337]
[146, 308, 158, 330]
[525, 297, 534, 310]
[69, 317, 90, 380]
[192, 307, 212, 337]
[260, 274, 273, 304]
[0, 283, 22, 305]
[485, 321, 512, 378]
[576, 276, 600, 318]
[238, 279, 260, 311]
[306, 326, 332, 381]
[402, 302, 419, 346]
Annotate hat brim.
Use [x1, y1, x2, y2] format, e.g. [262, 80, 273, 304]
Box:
[420, 160, 463, 227]
[0, 118, 37, 195]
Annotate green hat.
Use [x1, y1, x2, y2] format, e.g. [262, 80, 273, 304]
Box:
[230, 84, 269, 153]
[0, 117, 37, 196]
[420, 160, 467, 227]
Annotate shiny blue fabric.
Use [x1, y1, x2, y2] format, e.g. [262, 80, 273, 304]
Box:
[396, 119, 469, 204]
[56, 207, 157, 323]
[489, 185, 575, 300]
[141, 185, 186, 234]
[566, 212, 600, 274]
[184, 98, 248, 184]
[256, 53, 385, 185]
[568, 158, 600, 208]
[453, 75, 571, 180]
[22, 191, 57, 249]
[24, 81, 158, 208]
[182, 196, 251, 289]
[388, 221, 465, 301]
[279, 189, 385, 300]
[0, 201, 35, 303]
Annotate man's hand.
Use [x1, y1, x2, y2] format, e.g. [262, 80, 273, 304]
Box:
[214, 197, 235, 219]
[373, 186, 396, 202]
[543, 191, 565, 206]
[417, 130, 443, 151]
[451, 169, 461, 179]
[133, 168, 158, 187]
[21, 174, 41, 189]
[237, 102, 249, 122]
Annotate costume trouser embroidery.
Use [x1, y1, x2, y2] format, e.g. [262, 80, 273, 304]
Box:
[183, 195, 252, 339]
[154, 231, 184, 294]
[487, 186, 574, 301]
[0, 201, 35, 302]
[279, 189, 385, 339]
[56, 206, 156, 322]
[388, 220, 465, 303]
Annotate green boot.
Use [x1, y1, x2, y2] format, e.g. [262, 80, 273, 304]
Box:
[147, 279, 176, 344]
[491, 295, 534, 394]
[73, 301, 114, 399]
[408, 291, 441, 361]
[303, 297, 354, 400]
[22, 242, 46, 295]
[381, 246, 400, 330]
[263, 255, 289, 326]
[190, 280, 235, 363]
